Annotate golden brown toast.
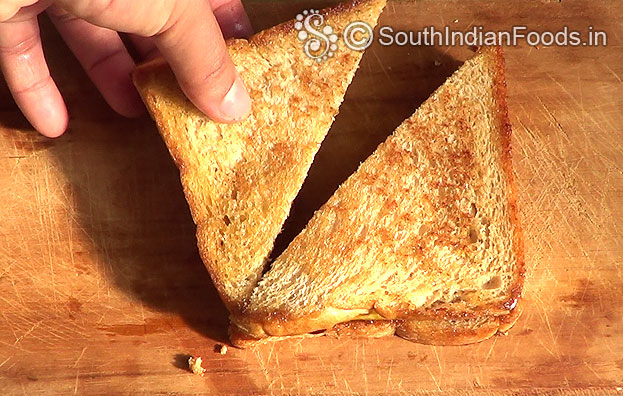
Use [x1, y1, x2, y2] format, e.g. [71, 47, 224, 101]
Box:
[132, 0, 387, 312]
[231, 47, 525, 346]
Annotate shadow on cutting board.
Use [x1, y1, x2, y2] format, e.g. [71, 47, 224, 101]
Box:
[0, 17, 466, 347]
[0, 17, 232, 346]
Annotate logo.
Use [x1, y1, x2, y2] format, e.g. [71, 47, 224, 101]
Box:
[343, 21, 374, 51]
[295, 9, 374, 62]
[295, 10, 339, 62]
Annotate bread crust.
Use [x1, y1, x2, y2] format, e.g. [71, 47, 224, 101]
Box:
[231, 304, 522, 347]
[230, 319, 397, 348]
[230, 304, 523, 348]
[229, 46, 525, 348]
[488, 45, 526, 316]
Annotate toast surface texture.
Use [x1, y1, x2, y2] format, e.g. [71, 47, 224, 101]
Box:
[132, 0, 387, 311]
[232, 47, 524, 345]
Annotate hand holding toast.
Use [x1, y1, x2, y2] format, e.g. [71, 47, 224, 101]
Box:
[0, 0, 253, 138]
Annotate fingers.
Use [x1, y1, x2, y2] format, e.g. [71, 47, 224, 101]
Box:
[209, 0, 253, 39]
[127, 0, 254, 63]
[56, 0, 251, 122]
[0, 17, 68, 137]
[47, 6, 143, 117]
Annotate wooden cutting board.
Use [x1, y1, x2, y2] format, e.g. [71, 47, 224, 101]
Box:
[1, 0, 622, 394]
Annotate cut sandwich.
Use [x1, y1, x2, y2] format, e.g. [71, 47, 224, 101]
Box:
[132, 0, 387, 312]
[232, 46, 525, 346]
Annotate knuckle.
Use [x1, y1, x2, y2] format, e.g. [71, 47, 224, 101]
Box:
[12, 74, 52, 96]
[180, 52, 232, 97]
[0, 32, 40, 57]
[84, 47, 125, 73]
[201, 53, 229, 85]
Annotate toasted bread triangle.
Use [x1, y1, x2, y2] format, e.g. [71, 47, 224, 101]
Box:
[232, 47, 525, 345]
[133, 0, 387, 311]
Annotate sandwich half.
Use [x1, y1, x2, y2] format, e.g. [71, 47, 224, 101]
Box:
[132, 0, 387, 312]
[232, 46, 525, 346]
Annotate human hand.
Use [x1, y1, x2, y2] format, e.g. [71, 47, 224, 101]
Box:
[0, 0, 253, 138]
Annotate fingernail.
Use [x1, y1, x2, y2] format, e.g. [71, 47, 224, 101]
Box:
[213, 5, 254, 39]
[219, 76, 251, 122]
[232, 20, 254, 39]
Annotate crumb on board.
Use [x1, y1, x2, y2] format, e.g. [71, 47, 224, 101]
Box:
[188, 356, 206, 376]
[213, 343, 228, 355]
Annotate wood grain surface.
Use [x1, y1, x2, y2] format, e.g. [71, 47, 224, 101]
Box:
[1, 0, 622, 394]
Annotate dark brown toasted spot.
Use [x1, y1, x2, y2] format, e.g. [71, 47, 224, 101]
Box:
[483, 276, 502, 290]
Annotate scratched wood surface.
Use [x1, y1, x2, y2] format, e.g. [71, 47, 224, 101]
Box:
[1, 0, 622, 394]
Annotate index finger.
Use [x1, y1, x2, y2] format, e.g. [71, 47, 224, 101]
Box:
[55, 0, 251, 122]
[0, 17, 68, 137]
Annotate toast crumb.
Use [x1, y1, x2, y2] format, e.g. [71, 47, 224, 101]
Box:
[219, 345, 228, 355]
[188, 356, 206, 376]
